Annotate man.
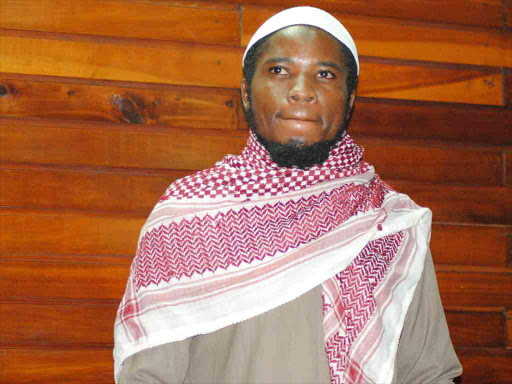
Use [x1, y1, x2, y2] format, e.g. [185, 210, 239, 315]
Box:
[114, 7, 462, 383]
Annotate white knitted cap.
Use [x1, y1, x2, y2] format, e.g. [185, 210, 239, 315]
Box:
[242, 6, 359, 75]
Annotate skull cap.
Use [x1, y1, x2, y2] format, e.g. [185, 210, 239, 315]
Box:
[242, 6, 359, 75]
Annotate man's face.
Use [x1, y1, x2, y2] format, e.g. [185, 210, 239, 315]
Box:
[241, 25, 355, 168]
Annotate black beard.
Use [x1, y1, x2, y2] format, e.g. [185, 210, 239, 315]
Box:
[244, 104, 350, 169]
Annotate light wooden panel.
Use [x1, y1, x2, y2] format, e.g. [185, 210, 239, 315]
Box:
[0, 34, 503, 105]
[235, 0, 506, 28]
[430, 224, 510, 267]
[0, 166, 185, 214]
[0, 76, 240, 129]
[0, 259, 129, 301]
[0, 349, 114, 384]
[437, 267, 512, 307]
[242, 5, 512, 67]
[0, 0, 239, 45]
[392, 181, 512, 225]
[0, 212, 143, 256]
[0, 119, 248, 170]
[0, 34, 242, 89]
[349, 99, 512, 146]
[0, 302, 116, 347]
[445, 309, 505, 348]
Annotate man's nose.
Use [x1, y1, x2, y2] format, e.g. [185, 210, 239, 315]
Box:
[288, 75, 317, 103]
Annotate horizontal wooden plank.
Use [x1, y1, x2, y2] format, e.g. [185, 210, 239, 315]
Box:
[358, 61, 502, 106]
[0, 76, 240, 129]
[236, 0, 506, 28]
[437, 268, 512, 307]
[0, 35, 503, 105]
[349, 98, 512, 146]
[506, 151, 512, 186]
[458, 354, 512, 384]
[391, 180, 512, 225]
[446, 309, 505, 348]
[0, 259, 129, 301]
[0, 0, 239, 45]
[430, 224, 510, 267]
[0, 349, 114, 384]
[0, 167, 185, 214]
[0, 213, 143, 256]
[0, 34, 242, 89]
[358, 137, 504, 186]
[0, 119, 248, 170]
[242, 5, 512, 68]
[0, 302, 116, 347]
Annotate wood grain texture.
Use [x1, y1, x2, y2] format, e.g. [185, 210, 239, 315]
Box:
[0, 0, 239, 45]
[0, 119, 248, 170]
[0, 35, 503, 105]
[458, 353, 512, 384]
[358, 137, 504, 186]
[507, 309, 512, 349]
[445, 309, 506, 348]
[0, 34, 242, 89]
[437, 267, 512, 307]
[0, 349, 114, 384]
[505, 70, 512, 108]
[0, 302, 116, 347]
[235, 0, 506, 28]
[0, 76, 240, 129]
[0, 167, 184, 214]
[0, 212, 144, 256]
[505, 151, 512, 186]
[430, 224, 510, 267]
[0, 259, 129, 301]
[349, 99, 512, 146]
[242, 5, 511, 67]
[391, 180, 512, 225]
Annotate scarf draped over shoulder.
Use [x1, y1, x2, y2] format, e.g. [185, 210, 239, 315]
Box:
[114, 132, 431, 384]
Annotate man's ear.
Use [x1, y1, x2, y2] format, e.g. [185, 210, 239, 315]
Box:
[240, 79, 250, 111]
[346, 91, 356, 119]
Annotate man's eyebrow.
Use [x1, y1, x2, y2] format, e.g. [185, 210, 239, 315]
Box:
[263, 57, 292, 65]
[317, 61, 343, 72]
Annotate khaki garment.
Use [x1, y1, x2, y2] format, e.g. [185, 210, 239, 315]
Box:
[118, 251, 462, 384]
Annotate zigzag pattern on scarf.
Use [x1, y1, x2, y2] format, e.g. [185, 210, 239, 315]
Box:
[134, 180, 388, 289]
[324, 231, 404, 384]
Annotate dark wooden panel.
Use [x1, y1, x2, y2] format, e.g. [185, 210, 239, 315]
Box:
[0, 35, 503, 105]
[0, 0, 239, 45]
[507, 1, 512, 28]
[0, 76, 240, 129]
[0, 302, 116, 347]
[0, 259, 129, 301]
[359, 138, 504, 186]
[391, 180, 512, 225]
[505, 151, 512, 186]
[445, 309, 505, 348]
[236, 0, 506, 28]
[507, 310, 512, 349]
[0, 349, 114, 384]
[437, 267, 512, 307]
[458, 353, 512, 384]
[242, 5, 510, 67]
[0, 119, 248, 170]
[349, 99, 512, 146]
[430, 224, 510, 267]
[0, 166, 185, 214]
[0, 212, 143, 256]
[506, 70, 512, 108]
[0, 34, 242, 88]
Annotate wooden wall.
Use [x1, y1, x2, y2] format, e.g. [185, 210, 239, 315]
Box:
[0, 0, 511, 382]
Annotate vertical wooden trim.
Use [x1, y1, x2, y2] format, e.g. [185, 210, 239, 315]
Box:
[506, 309, 512, 348]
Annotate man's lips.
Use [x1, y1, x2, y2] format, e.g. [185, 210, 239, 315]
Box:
[277, 111, 319, 122]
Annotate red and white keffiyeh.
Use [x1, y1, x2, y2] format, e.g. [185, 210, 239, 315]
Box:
[114, 132, 431, 384]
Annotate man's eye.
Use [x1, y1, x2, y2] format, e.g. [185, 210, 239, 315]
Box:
[269, 66, 288, 75]
[318, 70, 335, 79]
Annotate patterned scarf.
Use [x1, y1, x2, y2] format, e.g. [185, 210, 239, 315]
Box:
[114, 132, 431, 383]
